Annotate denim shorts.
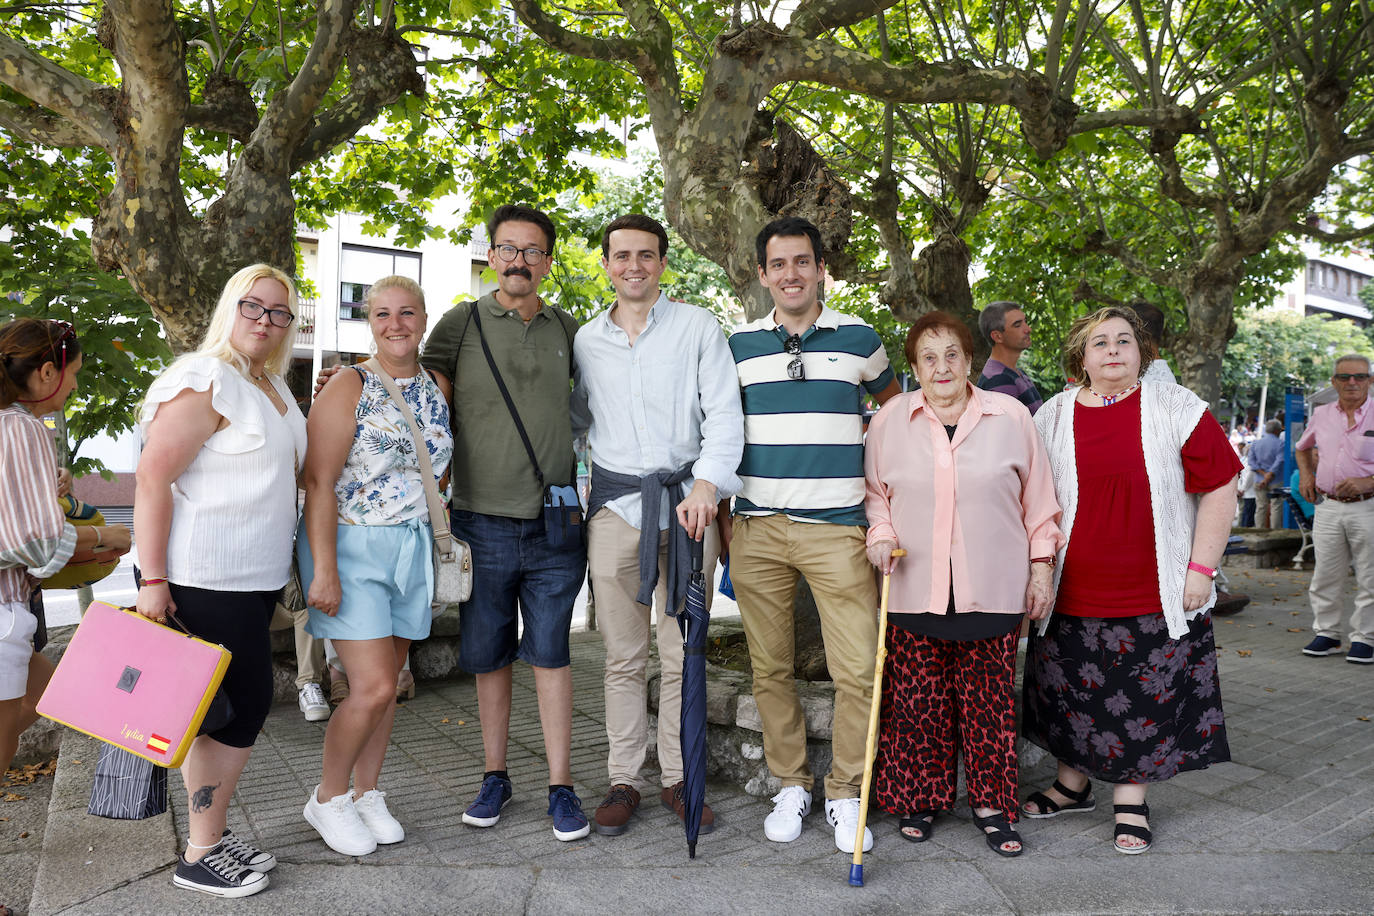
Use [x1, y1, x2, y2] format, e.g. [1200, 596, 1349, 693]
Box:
[298, 518, 434, 642]
[451, 509, 586, 672]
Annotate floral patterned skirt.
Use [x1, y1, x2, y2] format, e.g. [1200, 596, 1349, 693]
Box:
[1021, 611, 1230, 784]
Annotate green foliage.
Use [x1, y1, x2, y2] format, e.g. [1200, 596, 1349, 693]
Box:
[559, 156, 738, 324]
[1221, 310, 1374, 409]
[0, 225, 171, 478]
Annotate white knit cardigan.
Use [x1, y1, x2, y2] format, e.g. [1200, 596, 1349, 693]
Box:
[1033, 381, 1216, 639]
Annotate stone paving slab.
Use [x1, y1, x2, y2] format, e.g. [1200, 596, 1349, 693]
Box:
[25, 564, 1374, 914]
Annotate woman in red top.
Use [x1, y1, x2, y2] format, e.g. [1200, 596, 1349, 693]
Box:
[1022, 307, 1240, 854]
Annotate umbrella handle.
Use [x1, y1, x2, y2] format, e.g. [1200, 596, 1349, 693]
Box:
[690, 533, 704, 573]
[850, 548, 905, 886]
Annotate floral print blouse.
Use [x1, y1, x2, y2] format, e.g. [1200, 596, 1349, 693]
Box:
[335, 367, 453, 526]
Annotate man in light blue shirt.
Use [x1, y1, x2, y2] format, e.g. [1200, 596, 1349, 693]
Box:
[571, 214, 743, 838]
[1248, 419, 1286, 528]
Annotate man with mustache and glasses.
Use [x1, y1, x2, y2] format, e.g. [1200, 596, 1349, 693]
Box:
[420, 204, 591, 841]
[570, 214, 743, 837]
[726, 216, 900, 854]
[1295, 354, 1374, 665]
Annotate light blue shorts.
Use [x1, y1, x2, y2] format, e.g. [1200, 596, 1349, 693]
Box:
[298, 518, 433, 642]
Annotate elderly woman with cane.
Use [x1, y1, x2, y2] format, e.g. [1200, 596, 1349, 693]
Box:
[1022, 306, 1239, 854]
[862, 311, 1064, 857]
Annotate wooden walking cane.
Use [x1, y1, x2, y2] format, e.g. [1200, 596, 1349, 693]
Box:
[850, 548, 905, 887]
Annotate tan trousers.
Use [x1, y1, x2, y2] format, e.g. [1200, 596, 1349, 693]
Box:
[269, 602, 325, 690]
[1309, 498, 1374, 645]
[588, 508, 720, 789]
[729, 514, 878, 799]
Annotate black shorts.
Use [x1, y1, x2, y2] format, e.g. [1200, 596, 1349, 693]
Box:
[168, 583, 279, 749]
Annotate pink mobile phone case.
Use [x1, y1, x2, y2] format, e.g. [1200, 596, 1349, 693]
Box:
[37, 600, 231, 768]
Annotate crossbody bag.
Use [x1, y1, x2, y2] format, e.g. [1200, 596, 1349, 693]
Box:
[469, 306, 583, 551]
[363, 359, 473, 609]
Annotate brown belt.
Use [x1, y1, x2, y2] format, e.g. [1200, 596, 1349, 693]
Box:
[1318, 489, 1374, 504]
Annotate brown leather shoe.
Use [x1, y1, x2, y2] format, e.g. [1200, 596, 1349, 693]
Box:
[661, 782, 715, 834]
[593, 784, 640, 836]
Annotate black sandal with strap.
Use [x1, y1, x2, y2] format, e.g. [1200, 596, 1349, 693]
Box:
[1113, 802, 1152, 854]
[971, 810, 1024, 858]
[898, 810, 937, 843]
[1022, 778, 1095, 819]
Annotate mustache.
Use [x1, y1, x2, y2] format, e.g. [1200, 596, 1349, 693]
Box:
[503, 266, 532, 280]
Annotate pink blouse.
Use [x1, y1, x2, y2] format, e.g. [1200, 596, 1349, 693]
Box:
[864, 386, 1065, 617]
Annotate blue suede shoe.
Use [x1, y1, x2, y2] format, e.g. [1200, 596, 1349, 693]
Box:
[548, 787, 590, 842]
[1346, 641, 1374, 664]
[1302, 636, 1343, 657]
[462, 775, 512, 828]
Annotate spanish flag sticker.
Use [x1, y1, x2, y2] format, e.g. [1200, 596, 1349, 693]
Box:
[146, 734, 171, 754]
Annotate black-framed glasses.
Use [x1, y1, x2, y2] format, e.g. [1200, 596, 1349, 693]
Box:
[784, 333, 805, 381]
[238, 299, 295, 328]
[1335, 373, 1371, 382]
[492, 244, 550, 266]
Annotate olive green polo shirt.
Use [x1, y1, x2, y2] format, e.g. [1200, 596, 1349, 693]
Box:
[421, 291, 579, 519]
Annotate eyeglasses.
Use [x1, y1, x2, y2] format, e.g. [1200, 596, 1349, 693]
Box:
[492, 244, 550, 266]
[784, 334, 805, 381]
[238, 299, 295, 328]
[1334, 373, 1371, 382]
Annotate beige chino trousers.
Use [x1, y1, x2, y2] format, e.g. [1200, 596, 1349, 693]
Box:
[589, 507, 721, 789]
[729, 514, 878, 800]
[1309, 497, 1374, 646]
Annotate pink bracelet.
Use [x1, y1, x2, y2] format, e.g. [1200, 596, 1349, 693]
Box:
[1187, 561, 1217, 579]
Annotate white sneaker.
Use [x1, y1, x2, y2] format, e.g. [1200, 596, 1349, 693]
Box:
[303, 785, 377, 856]
[763, 785, 811, 843]
[354, 789, 405, 844]
[825, 797, 873, 854]
[297, 683, 331, 722]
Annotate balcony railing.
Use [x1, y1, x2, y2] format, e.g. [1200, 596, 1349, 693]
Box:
[297, 298, 315, 346]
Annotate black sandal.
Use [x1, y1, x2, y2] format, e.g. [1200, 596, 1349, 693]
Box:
[1113, 802, 1152, 854]
[898, 811, 937, 843]
[971, 810, 1024, 858]
[1022, 778, 1095, 818]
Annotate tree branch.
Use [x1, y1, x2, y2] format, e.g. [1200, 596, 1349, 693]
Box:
[1072, 104, 1204, 135]
[788, 0, 903, 39]
[1292, 220, 1374, 244]
[289, 24, 425, 169]
[724, 24, 1076, 157]
[1080, 229, 1177, 289]
[263, 0, 359, 152]
[0, 99, 102, 146]
[508, 0, 643, 62]
[0, 30, 117, 148]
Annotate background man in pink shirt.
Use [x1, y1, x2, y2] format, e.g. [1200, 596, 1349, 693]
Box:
[1295, 354, 1374, 663]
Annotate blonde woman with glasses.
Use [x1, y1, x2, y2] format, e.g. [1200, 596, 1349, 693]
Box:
[135, 264, 306, 897]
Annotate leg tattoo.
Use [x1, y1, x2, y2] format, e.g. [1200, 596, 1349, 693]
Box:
[190, 782, 222, 813]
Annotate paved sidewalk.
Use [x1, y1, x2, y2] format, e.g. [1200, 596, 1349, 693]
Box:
[22, 565, 1374, 914]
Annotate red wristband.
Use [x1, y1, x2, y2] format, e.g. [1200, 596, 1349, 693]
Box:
[1187, 561, 1217, 579]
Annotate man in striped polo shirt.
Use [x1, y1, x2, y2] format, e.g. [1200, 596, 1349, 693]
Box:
[726, 216, 899, 853]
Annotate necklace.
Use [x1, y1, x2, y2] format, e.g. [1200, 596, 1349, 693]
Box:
[1088, 379, 1140, 405]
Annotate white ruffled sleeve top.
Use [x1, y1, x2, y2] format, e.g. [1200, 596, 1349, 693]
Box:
[139, 356, 307, 591]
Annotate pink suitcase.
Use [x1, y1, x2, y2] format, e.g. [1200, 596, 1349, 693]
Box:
[37, 600, 231, 767]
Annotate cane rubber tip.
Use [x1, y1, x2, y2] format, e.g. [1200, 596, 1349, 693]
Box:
[848, 864, 864, 886]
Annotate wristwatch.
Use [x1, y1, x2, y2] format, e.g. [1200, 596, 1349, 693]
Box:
[1187, 560, 1218, 579]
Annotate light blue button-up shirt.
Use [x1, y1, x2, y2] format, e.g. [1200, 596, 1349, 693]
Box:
[571, 292, 744, 531]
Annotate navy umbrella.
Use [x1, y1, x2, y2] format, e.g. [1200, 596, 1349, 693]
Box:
[675, 536, 710, 858]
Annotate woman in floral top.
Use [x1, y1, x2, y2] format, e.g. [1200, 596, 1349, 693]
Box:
[299, 276, 453, 857]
